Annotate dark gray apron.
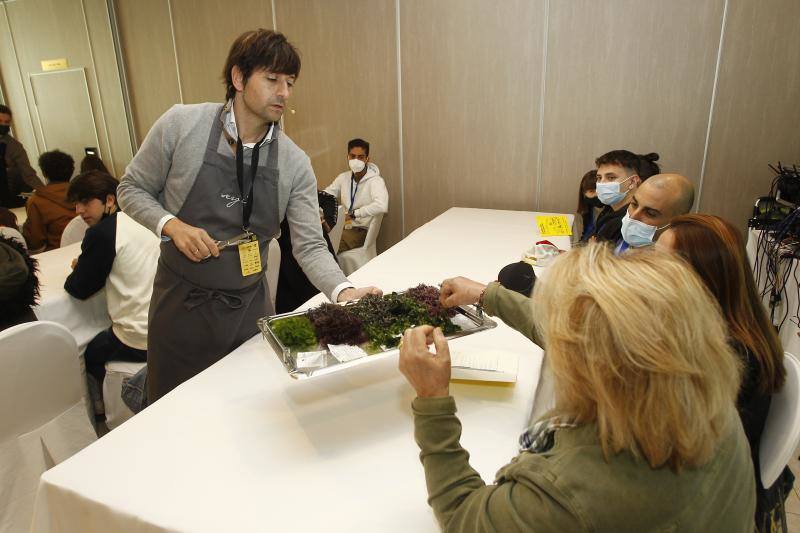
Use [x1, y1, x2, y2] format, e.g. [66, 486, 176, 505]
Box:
[147, 108, 280, 402]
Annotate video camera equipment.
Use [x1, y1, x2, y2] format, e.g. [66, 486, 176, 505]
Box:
[749, 163, 800, 233]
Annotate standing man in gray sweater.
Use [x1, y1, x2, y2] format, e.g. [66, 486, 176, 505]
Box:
[118, 29, 380, 402]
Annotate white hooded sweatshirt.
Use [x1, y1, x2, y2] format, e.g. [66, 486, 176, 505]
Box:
[324, 162, 389, 229]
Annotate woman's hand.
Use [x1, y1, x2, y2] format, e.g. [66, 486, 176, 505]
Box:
[439, 277, 487, 308]
[399, 325, 451, 398]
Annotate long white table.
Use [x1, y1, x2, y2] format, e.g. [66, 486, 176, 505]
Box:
[31, 208, 572, 532]
[32, 242, 110, 354]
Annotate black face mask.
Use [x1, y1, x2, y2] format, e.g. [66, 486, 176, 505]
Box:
[586, 196, 604, 209]
[0, 125, 10, 136]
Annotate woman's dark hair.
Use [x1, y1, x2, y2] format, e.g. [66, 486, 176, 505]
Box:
[0, 104, 11, 117]
[38, 150, 74, 183]
[80, 154, 110, 176]
[0, 207, 19, 230]
[595, 150, 660, 181]
[0, 235, 39, 328]
[222, 29, 301, 101]
[576, 169, 598, 215]
[67, 171, 118, 204]
[669, 214, 785, 394]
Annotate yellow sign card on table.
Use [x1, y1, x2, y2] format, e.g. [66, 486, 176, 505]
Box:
[41, 58, 69, 72]
[238, 238, 262, 277]
[536, 215, 572, 237]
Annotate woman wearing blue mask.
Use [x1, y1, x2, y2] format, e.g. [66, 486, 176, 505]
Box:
[587, 150, 660, 244]
[573, 169, 603, 245]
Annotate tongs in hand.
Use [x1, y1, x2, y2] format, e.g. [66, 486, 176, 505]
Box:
[202, 232, 252, 260]
[215, 232, 253, 251]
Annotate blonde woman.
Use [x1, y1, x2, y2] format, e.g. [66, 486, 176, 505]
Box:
[399, 244, 755, 532]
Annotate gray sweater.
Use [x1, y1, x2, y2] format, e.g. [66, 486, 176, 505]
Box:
[117, 103, 348, 300]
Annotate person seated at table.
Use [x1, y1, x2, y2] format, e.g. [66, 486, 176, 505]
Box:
[22, 150, 76, 252]
[573, 168, 602, 244]
[400, 244, 755, 532]
[0, 206, 26, 249]
[324, 138, 388, 253]
[80, 154, 111, 177]
[0, 103, 44, 208]
[590, 149, 660, 244]
[64, 171, 160, 418]
[0, 234, 39, 331]
[657, 214, 792, 531]
[614, 172, 694, 253]
[275, 191, 339, 313]
[497, 169, 602, 297]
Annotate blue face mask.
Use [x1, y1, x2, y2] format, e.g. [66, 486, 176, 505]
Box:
[621, 212, 669, 247]
[596, 175, 634, 206]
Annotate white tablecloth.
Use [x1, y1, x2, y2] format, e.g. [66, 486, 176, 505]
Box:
[31, 208, 572, 533]
[32, 242, 110, 354]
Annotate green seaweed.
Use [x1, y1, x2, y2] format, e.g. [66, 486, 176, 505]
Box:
[271, 315, 318, 350]
[272, 285, 462, 354]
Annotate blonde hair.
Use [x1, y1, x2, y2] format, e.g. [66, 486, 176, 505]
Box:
[532, 243, 741, 470]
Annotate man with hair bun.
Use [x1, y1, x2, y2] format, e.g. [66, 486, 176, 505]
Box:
[590, 149, 660, 244]
[118, 29, 380, 401]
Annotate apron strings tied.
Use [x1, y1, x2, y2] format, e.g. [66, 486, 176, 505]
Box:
[184, 287, 244, 311]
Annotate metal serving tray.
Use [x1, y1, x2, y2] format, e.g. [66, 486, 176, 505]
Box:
[258, 303, 497, 379]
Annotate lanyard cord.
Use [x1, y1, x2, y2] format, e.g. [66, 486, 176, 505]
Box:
[235, 134, 267, 230]
[350, 174, 360, 215]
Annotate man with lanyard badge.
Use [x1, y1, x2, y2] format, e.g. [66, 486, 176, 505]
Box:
[324, 138, 388, 253]
[118, 29, 380, 402]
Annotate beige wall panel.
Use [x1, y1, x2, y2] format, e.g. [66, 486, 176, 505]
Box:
[539, 0, 724, 215]
[277, 0, 402, 251]
[82, 0, 134, 177]
[114, 0, 181, 144]
[700, 0, 800, 227]
[400, 0, 545, 233]
[171, 0, 273, 105]
[4, 0, 94, 155]
[3, 0, 132, 178]
[0, 6, 41, 166]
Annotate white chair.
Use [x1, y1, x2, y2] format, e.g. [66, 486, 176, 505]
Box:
[337, 214, 384, 276]
[60, 215, 89, 247]
[266, 238, 281, 310]
[0, 321, 97, 532]
[0, 226, 27, 249]
[10, 205, 27, 227]
[759, 352, 800, 488]
[328, 205, 346, 255]
[103, 360, 146, 430]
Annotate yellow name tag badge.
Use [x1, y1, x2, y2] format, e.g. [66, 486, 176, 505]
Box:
[536, 215, 572, 237]
[238, 235, 262, 277]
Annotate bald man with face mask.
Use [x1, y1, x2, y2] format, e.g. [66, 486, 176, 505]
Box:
[616, 173, 695, 254]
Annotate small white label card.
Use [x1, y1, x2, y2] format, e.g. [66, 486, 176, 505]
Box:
[451, 351, 499, 371]
[328, 344, 368, 363]
[296, 350, 326, 368]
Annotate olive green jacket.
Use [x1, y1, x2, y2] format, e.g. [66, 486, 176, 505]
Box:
[410, 282, 756, 531]
[414, 396, 755, 532]
[483, 281, 556, 420]
[482, 281, 540, 345]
